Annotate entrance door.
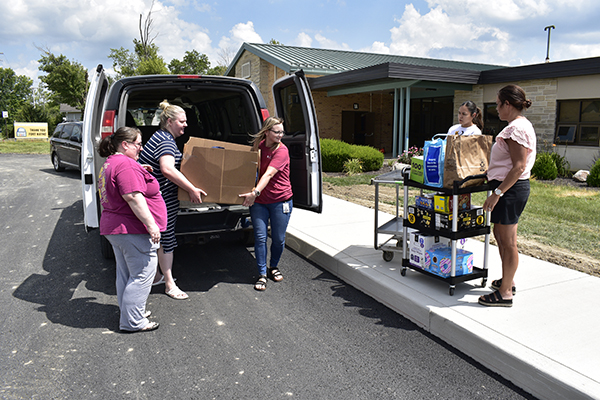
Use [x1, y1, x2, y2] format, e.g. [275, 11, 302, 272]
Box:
[342, 111, 374, 145]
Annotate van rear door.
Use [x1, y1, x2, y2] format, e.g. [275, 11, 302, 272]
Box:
[81, 65, 109, 230]
[272, 70, 322, 213]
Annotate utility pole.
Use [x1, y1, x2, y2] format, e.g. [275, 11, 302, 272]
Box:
[545, 25, 555, 63]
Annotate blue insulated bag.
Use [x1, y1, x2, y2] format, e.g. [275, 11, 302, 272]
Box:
[423, 137, 446, 187]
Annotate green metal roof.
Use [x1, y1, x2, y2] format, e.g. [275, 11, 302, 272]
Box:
[226, 43, 502, 76]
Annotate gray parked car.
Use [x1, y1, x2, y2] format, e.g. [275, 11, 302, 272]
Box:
[50, 121, 83, 171]
[81, 65, 323, 258]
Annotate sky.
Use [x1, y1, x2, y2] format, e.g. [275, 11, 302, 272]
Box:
[2, 0, 600, 86]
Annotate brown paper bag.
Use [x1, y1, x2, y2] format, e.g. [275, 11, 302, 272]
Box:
[443, 135, 493, 188]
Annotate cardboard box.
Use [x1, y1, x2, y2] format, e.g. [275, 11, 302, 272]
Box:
[410, 156, 424, 183]
[433, 193, 472, 214]
[178, 137, 259, 205]
[425, 247, 474, 278]
[435, 207, 486, 232]
[407, 205, 434, 229]
[408, 231, 450, 269]
[415, 194, 434, 210]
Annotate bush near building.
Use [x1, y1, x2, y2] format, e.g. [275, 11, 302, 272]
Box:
[321, 138, 383, 173]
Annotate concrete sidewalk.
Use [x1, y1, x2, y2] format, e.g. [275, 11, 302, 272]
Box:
[286, 195, 600, 400]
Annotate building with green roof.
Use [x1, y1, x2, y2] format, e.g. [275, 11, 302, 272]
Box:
[228, 43, 600, 171]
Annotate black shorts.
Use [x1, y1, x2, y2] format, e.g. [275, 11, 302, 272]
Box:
[490, 179, 530, 225]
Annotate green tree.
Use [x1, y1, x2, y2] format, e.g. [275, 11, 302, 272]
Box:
[37, 50, 88, 109]
[169, 50, 211, 74]
[206, 65, 227, 76]
[0, 67, 34, 137]
[108, 2, 168, 77]
[108, 47, 138, 78]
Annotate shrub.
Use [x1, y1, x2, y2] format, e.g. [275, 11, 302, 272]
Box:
[531, 152, 558, 180]
[587, 158, 600, 187]
[321, 138, 383, 172]
[343, 158, 363, 175]
[550, 151, 571, 177]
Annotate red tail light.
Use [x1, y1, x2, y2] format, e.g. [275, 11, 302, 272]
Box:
[178, 75, 200, 79]
[101, 110, 115, 139]
[261, 109, 270, 121]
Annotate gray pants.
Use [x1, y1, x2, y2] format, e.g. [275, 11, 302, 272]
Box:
[106, 234, 159, 331]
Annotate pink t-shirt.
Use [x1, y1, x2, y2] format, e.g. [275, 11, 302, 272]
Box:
[99, 154, 167, 235]
[487, 117, 537, 181]
[255, 141, 293, 204]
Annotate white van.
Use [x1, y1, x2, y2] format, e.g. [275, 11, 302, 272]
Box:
[81, 65, 322, 258]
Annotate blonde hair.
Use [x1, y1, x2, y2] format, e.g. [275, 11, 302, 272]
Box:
[158, 100, 185, 131]
[250, 116, 284, 150]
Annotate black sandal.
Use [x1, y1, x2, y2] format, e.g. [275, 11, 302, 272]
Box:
[478, 290, 513, 307]
[490, 278, 516, 295]
[254, 276, 267, 291]
[268, 268, 283, 282]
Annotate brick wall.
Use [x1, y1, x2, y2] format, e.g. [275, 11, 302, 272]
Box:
[312, 91, 395, 151]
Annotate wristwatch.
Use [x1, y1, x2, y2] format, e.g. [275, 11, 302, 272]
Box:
[253, 188, 261, 197]
[494, 188, 504, 197]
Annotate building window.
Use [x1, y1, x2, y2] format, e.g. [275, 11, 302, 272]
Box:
[241, 62, 251, 78]
[483, 103, 507, 137]
[555, 100, 600, 146]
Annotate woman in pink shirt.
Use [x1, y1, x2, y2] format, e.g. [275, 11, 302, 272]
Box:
[479, 85, 536, 307]
[240, 117, 293, 291]
[98, 127, 167, 331]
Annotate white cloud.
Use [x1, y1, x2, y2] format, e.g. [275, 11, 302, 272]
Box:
[217, 21, 263, 58]
[363, 41, 390, 54]
[295, 32, 313, 47]
[388, 4, 512, 64]
[314, 34, 349, 50]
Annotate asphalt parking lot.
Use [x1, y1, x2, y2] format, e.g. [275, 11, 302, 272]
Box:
[0, 154, 534, 399]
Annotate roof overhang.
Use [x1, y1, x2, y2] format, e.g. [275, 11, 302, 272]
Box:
[309, 62, 476, 97]
[479, 56, 600, 84]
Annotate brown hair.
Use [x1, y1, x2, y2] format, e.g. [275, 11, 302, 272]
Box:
[461, 100, 484, 131]
[250, 116, 285, 151]
[158, 100, 185, 131]
[497, 85, 532, 111]
[98, 126, 141, 157]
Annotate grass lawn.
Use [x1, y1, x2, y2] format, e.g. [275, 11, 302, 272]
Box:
[324, 173, 600, 263]
[0, 139, 50, 154]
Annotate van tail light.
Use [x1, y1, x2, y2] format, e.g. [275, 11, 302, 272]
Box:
[101, 110, 116, 139]
[260, 109, 270, 121]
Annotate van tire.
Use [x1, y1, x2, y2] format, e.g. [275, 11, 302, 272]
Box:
[100, 235, 115, 259]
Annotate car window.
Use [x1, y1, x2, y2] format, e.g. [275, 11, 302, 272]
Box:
[60, 124, 74, 139]
[70, 124, 82, 142]
[53, 125, 63, 138]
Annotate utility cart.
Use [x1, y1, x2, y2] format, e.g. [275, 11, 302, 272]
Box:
[374, 168, 492, 295]
[372, 168, 409, 262]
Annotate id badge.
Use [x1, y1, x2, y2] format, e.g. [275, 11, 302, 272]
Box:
[282, 201, 290, 214]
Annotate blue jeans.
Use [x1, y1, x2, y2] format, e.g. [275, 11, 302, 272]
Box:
[249, 199, 293, 276]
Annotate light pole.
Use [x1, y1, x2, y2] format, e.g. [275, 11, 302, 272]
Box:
[545, 25, 555, 63]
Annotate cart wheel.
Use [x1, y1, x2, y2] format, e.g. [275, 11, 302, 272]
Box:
[449, 286, 455, 296]
[382, 251, 394, 262]
[401, 267, 407, 276]
[481, 278, 487, 288]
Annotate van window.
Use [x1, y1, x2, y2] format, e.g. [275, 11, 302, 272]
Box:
[123, 86, 258, 146]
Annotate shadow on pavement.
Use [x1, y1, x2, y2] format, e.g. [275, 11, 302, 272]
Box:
[13, 199, 119, 330]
